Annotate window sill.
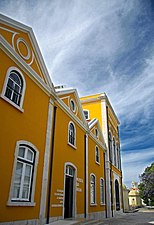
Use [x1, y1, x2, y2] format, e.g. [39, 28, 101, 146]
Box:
[90, 203, 97, 206]
[100, 203, 105, 206]
[95, 161, 100, 165]
[68, 142, 77, 150]
[0, 95, 24, 112]
[7, 201, 36, 206]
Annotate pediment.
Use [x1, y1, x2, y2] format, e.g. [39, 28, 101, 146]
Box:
[56, 88, 87, 125]
[0, 14, 54, 89]
[88, 118, 105, 144]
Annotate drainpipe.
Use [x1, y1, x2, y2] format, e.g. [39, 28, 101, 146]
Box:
[106, 106, 113, 217]
[46, 106, 57, 224]
[84, 134, 88, 218]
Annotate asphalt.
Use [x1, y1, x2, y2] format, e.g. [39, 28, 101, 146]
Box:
[48, 207, 154, 225]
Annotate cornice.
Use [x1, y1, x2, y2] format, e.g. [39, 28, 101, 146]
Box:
[81, 93, 120, 125]
[57, 88, 87, 126]
[0, 35, 56, 99]
[0, 13, 55, 91]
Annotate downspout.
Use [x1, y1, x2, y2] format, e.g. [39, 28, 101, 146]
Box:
[106, 106, 113, 217]
[84, 133, 88, 218]
[84, 134, 87, 218]
[46, 106, 57, 224]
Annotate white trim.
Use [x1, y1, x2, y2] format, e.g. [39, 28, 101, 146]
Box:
[0, 14, 55, 90]
[70, 98, 76, 113]
[63, 162, 77, 219]
[7, 140, 39, 206]
[90, 173, 96, 205]
[1, 66, 26, 111]
[95, 145, 100, 165]
[0, 35, 55, 98]
[16, 38, 31, 60]
[80, 93, 120, 124]
[68, 121, 76, 148]
[39, 101, 54, 224]
[57, 88, 87, 126]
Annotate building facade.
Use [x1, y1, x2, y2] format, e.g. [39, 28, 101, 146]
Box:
[0, 14, 123, 225]
[80, 93, 123, 217]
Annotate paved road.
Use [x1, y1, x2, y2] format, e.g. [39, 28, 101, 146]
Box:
[75, 208, 154, 225]
[50, 208, 154, 225]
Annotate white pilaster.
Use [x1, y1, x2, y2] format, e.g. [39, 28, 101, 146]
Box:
[39, 99, 54, 225]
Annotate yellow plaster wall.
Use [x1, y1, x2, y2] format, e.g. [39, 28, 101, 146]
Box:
[81, 101, 103, 128]
[88, 136, 105, 213]
[0, 51, 50, 222]
[49, 103, 85, 217]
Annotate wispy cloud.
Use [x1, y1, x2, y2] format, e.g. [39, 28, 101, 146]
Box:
[122, 147, 154, 186]
[0, 0, 154, 187]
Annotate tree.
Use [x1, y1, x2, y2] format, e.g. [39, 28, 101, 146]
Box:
[138, 162, 154, 206]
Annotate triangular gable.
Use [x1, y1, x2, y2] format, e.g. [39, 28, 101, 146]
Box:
[56, 87, 87, 125]
[88, 118, 106, 146]
[0, 14, 54, 90]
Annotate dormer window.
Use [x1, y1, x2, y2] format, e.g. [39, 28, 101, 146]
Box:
[95, 128, 99, 138]
[70, 99, 76, 112]
[83, 109, 90, 120]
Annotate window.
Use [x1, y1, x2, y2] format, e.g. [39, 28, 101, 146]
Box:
[68, 122, 76, 147]
[95, 128, 99, 138]
[90, 174, 96, 204]
[83, 110, 89, 120]
[70, 99, 76, 112]
[95, 146, 100, 164]
[100, 178, 105, 204]
[113, 138, 116, 166]
[8, 141, 38, 206]
[108, 132, 112, 163]
[1, 67, 26, 111]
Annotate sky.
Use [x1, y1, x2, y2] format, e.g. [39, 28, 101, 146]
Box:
[1, 0, 154, 187]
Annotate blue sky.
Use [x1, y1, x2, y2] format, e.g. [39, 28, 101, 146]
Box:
[1, 0, 154, 187]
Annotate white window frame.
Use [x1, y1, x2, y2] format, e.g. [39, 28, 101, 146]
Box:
[83, 109, 90, 120]
[70, 99, 76, 113]
[100, 178, 105, 205]
[1, 67, 26, 112]
[7, 141, 39, 206]
[90, 173, 96, 205]
[108, 131, 112, 163]
[68, 121, 76, 149]
[95, 128, 99, 139]
[95, 145, 100, 164]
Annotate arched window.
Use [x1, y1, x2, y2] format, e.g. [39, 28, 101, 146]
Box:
[113, 138, 116, 166]
[109, 132, 112, 163]
[90, 174, 96, 204]
[1, 67, 26, 110]
[95, 146, 100, 163]
[115, 179, 120, 210]
[68, 122, 76, 146]
[100, 178, 105, 204]
[8, 141, 39, 205]
[5, 70, 23, 105]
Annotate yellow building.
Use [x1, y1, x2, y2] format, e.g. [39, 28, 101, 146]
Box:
[0, 14, 56, 225]
[0, 14, 123, 224]
[81, 93, 123, 217]
[128, 182, 142, 209]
